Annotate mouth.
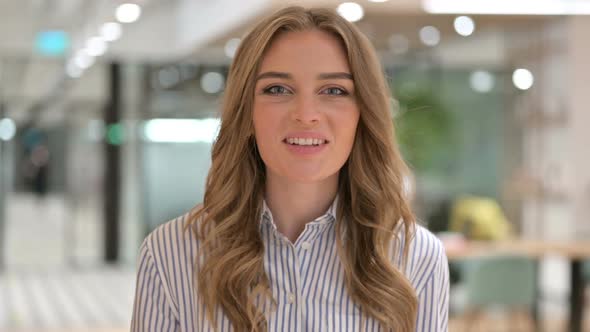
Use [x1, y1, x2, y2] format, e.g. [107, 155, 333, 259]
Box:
[282, 137, 330, 147]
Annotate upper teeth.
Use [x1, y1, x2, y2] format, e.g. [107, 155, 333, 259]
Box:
[286, 138, 326, 146]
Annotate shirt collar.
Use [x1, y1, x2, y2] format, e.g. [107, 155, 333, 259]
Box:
[260, 194, 339, 227]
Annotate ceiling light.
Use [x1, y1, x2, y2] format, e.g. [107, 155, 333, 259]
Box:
[513, 68, 534, 90]
[423, 0, 590, 15]
[454, 16, 475, 36]
[116, 3, 141, 23]
[86, 37, 107, 56]
[337, 2, 364, 22]
[419, 26, 440, 46]
[143, 119, 221, 143]
[101, 22, 122, 42]
[201, 72, 225, 94]
[74, 50, 95, 69]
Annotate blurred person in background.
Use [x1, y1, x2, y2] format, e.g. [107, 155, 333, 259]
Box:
[131, 6, 449, 331]
[20, 125, 51, 200]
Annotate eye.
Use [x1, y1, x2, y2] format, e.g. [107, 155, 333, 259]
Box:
[321, 87, 348, 96]
[263, 85, 291, 95]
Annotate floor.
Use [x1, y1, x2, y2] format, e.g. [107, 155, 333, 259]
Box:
[0, 193, 133, 331]
[0, 268, 135, 331]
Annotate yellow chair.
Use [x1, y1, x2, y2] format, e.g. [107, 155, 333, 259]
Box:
[449, 196, 512, 241]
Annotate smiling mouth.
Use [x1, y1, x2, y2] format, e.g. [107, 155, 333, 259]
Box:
[282, 138, 329, 146]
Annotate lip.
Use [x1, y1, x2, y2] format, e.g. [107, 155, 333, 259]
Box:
[283, 140, 328, 156]
[282, 131, 329, 156]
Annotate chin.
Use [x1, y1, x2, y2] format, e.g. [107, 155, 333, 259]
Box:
[283, 170, 338, 184]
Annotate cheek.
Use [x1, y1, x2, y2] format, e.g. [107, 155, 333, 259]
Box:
[252, 108, 263, 138]
[338, 113, 360, 162]
[252, 105, 280, 159]
[339, 109, 360, 144]
[253, 102, 266, 130]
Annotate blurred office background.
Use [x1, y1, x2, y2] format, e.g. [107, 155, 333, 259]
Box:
[0, 0, 589, 331]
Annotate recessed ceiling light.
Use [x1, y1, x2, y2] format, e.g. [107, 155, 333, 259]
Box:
[419, 26, 440, 46]
[116, 3, 141, 23]
[513, 68, 534, 90]
[454, 16, 475, 36]
[337, 2, 364, 22]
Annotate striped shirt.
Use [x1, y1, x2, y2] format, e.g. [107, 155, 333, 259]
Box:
[131, 198, 449, 331]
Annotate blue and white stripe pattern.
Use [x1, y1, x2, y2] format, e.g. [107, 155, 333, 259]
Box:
[131, 199, 449, 331]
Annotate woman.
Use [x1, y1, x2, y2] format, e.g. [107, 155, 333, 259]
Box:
[131, 6, 449, 332]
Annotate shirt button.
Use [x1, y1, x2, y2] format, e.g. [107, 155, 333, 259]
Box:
[301, 241, 312, 250]
[287, 293, 296, 303]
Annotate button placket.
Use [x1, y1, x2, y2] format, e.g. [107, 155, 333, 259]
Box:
[280, 237, 300, 307]
[290, 245, 304, 330]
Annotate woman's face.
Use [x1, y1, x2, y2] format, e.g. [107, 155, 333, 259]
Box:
[253, 30, 360, 184]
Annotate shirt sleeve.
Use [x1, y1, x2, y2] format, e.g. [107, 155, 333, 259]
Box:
[131, 237, 180, 331]
[414, 239, 450, 331]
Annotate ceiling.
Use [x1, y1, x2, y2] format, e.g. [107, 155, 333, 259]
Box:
[0, 0, 557, 125]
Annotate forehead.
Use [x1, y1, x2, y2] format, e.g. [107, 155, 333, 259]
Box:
[258, 29, 351, 73]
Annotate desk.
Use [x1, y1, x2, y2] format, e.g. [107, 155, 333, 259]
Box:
[444, 240, 590, 332]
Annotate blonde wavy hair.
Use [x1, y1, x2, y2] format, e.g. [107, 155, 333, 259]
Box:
[185, 6, 418, 331]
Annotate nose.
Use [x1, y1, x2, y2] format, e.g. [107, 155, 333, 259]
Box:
[291, 93, 320, 125]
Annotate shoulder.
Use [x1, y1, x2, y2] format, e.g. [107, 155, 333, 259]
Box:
[392, 222, 447, 292]
[140, 211, 201, 280]
[143, 211, 196, 251]
[408, 224, 446, 267]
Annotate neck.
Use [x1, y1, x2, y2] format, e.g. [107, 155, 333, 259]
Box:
[264, 171, 338, 243]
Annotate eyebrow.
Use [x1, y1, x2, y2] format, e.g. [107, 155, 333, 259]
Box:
[256, 71, 353, 81]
